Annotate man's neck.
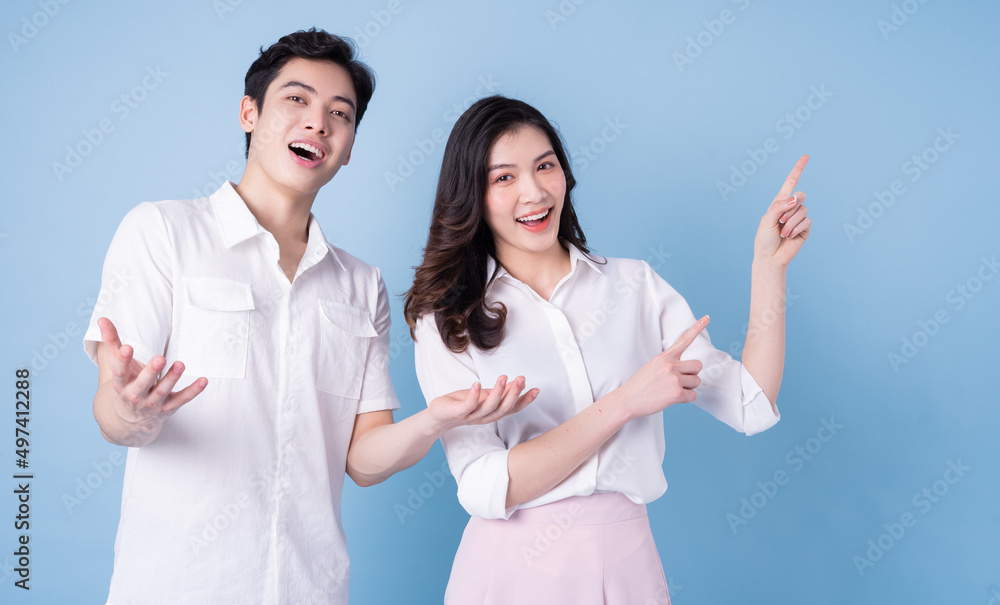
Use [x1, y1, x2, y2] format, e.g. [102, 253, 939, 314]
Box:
[234, 166, 317, 246]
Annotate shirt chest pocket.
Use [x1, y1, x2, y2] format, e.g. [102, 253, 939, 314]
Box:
[178, 277, 255, 379]
[317, 299, 377, 399]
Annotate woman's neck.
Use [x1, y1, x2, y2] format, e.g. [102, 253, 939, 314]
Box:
[496, 243, 573, 302]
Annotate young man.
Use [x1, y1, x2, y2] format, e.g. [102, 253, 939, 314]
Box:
[83, 29, 535, 604]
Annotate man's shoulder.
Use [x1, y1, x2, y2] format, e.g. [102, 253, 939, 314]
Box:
[119, 194, 213, 230]
[323, 240, 383, 280]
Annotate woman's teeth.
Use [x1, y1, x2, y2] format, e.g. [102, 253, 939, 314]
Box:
[516, 209, 549, 223]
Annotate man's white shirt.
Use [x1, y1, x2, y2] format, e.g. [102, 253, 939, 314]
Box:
[83, 182, 399, 604]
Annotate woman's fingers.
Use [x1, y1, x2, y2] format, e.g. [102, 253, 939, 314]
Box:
[778, 192, 806, 224]
[780, 205, 808, 238]
[663, 316, 709, 360]
[788, 216, 811, 240]
[678, 373, 701, 390]
[775, 154, 809, 201]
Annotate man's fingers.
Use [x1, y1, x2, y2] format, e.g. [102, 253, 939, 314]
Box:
[510, 388, 539, 414]
[98, 317, 123, 350]
[483, 376, 527, 422]
[664, 316, 709, 359]
[776, 154, 809, 200]
[163, 377, 209, 413]
[150, 362, 187, 399]
[472, 375, 507, 417]
[122, 356, 167, 403]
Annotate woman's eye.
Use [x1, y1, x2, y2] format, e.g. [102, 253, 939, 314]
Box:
[538, 161, 554, 171]
[289, 95, 304, 103]
[494, 174, 512, 183]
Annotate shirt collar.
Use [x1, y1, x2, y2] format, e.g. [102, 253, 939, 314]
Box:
[210, 181, 266, 249]
[208, 181, 343, 271]
[485, 242, 603, 291]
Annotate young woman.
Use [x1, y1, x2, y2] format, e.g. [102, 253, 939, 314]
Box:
[404, 96, 810, 604]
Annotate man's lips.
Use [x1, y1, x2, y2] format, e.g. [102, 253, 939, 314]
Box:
[288, 139, 328, 166]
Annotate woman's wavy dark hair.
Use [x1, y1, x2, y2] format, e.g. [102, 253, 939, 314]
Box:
[404, 95, 590, 353]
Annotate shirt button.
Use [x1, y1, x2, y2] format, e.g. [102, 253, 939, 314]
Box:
[285, 344, 294, 354]
[284, 400, 292, 411]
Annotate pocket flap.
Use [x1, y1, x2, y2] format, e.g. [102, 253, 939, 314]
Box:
[184, 277, 255, 312]
[318, 299, 377, 337]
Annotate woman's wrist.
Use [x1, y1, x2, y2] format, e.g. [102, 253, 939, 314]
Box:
[751, 256, 789, 276]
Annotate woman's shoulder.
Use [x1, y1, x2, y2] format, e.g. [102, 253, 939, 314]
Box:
[578, 248, 654, 276]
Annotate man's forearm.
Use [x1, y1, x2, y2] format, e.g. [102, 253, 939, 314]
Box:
[741, 259, 788, 408]
[345, 409, 445, 487]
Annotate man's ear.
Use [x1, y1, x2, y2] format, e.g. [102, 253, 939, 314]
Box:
[342, 145, 352, 166]
[239, 95, 257, 134]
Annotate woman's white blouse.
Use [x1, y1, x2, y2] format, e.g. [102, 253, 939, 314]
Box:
[413, 244, 780, 520]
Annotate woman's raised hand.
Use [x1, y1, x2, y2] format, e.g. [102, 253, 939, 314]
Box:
[754, 154, 812, 267]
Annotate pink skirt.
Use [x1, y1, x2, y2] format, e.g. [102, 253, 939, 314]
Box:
[444, 493, 671, 605]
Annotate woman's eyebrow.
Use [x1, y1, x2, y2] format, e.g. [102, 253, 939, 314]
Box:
[488, 150, 555, 171]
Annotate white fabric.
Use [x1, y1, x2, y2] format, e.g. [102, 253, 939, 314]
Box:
[83, 181, 399, 605]
[414, 244, 779, 520]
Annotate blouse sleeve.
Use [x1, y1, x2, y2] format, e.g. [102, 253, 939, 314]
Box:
[413, 314, 516, 519]
[643, 262, 780, 436]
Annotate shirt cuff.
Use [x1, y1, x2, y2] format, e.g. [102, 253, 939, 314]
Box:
[455, 448, 514, 520]
[356, 394, 401, 414]
[740, 364, 780, 436]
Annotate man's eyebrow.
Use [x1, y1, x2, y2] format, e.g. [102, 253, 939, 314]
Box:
[488, 150, 555, 171]
[277, 81, 357, 111]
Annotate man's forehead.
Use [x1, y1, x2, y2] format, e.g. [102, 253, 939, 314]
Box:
[267, 58, 357, 103]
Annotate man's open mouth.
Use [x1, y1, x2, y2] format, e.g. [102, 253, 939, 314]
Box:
[289, 142, 325, 162]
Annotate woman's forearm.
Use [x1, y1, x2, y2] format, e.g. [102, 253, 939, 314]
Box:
[505, 390, 630, 509]
[741, 259, 788, 408]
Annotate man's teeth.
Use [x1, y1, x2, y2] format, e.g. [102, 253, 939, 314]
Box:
[516, 209, 549, 223]
[289, 142, 324, 158]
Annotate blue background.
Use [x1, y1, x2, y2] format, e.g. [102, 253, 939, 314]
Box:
[1, 0, 997, 603]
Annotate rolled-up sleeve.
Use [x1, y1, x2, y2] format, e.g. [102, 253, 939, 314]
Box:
[413, 315, 514, 519]
[644, 262, 780, 436]
[82, 202, 174, 366]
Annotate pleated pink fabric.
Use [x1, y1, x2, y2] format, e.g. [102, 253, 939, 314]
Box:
[444, 493, 672, 605]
